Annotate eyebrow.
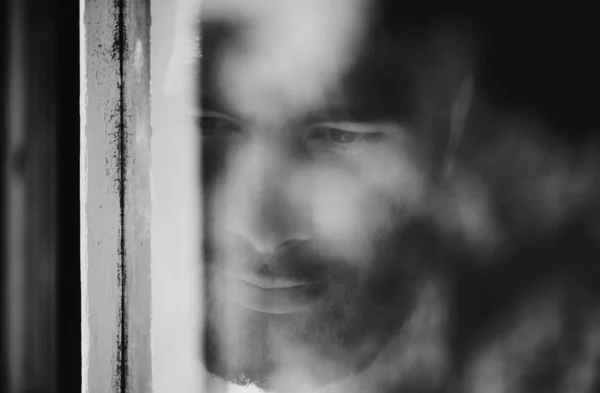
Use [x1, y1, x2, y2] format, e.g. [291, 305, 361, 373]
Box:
[200, 109, 241, 124]
[298, 93, 413, 126]
[199, 94, 239, 118]
[299, 106, 354, 125]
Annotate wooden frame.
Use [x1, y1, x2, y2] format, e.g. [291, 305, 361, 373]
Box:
[81, 0, 152, 391]
[5, 0, 203, 390]
[82, 0, 202, 391]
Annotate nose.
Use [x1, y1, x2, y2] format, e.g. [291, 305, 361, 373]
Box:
[223, 139, 311, 254]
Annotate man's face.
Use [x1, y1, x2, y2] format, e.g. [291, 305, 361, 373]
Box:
[199, 1, 464, 390]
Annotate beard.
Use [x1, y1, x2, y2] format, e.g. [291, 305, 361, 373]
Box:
[202, 219, 443, 391]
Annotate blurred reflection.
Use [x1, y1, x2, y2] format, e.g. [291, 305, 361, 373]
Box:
[179, 1, 600, 392]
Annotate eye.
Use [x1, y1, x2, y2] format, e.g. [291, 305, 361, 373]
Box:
[306, 123, 383, 147]
[329, 128, 359, 143]
[198, 111, 243, 139]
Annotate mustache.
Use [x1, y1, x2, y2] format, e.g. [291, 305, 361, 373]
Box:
[203, 237, 352, 283]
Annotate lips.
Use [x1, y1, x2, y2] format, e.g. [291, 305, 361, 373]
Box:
[236, 271, 314, 289]
[215, 269, 326, 314]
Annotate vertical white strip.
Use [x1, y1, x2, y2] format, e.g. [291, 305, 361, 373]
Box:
[123, 1, 153, 389]
[79, 0, 89, 391]
[151, 1, 203, 392]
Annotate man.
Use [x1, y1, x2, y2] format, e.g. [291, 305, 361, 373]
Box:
[196, 1, 600, 392]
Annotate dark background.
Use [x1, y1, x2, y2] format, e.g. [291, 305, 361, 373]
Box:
[56, 1, 81, 392]
[1, 2, 598, 392]
[477, 7, 598, 138]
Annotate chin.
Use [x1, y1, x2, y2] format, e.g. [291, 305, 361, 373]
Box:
[202, 254, 416, 391]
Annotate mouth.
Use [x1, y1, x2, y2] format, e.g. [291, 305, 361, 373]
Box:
[215, 269, 327, 314]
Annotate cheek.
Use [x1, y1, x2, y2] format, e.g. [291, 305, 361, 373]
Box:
[310, 144, 427, 265]
[311, 171, 373, 263]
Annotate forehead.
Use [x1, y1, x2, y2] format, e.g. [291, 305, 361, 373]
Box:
[198, 1, 442, 124]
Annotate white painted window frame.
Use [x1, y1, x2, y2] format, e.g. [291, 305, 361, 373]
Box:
[81, 0, 203, 392]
